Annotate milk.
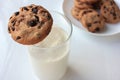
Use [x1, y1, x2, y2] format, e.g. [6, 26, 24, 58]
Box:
[28, 26, 69, 80]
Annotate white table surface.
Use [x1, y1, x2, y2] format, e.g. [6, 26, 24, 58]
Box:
[0, 0, 120, 80]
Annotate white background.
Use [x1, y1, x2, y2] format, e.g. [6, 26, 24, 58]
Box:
[0, 0, 120, 80]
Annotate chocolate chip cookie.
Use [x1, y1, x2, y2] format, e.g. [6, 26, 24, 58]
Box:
[81, 10, 105, 33]
[100, 0, 120, 23]
[8, 4, 53, 45]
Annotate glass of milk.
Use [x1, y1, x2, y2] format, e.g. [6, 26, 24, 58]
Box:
[28, 11, 72, 80]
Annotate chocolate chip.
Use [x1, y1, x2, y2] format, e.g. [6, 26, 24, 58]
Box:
[11, 20, 15, 23]
[97, 14, 100, 17]
[100, 2, 103, 6]
[38, 26, 41, 29]
[29, 5, 33, 8]
[41, 11, 51, 20]
[104, 6, 106, 9]
[83, 10, 93, 15]
[18, 18, 24, 23]
[11, 20, 16, 26]
[76, 14, 78, 16]
[34, 15, 39, 22]
[16, 36, 21, 40]
[14, 12, 19, 16]
[94, 21, 99, 24]
[87, 23, 91, 27]
[88, 10, 92, 13]
[95, 27, 100, 32]
[47, 14, 51, 20]
[13, 22, 15, 26]
[27, 20, 37, 27]
[21, 15, 24, 17]
[110, 11, 113, 14]
[11, 26, 15, 31]
[92, 3, 100, 10]
[13, 21, 16, 26]
[32, 7, 38, 14]
[110, 1, 113, 5]
[83, 11, 87, 14]
[23, 7, 29, 11]
[112, 12, 116, 17]
[114, 17, 116, 20]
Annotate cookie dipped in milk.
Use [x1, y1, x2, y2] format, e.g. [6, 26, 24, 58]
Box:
[8, 4, 72, 80]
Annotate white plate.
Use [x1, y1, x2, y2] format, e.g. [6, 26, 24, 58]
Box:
[63, 0, 120, 36]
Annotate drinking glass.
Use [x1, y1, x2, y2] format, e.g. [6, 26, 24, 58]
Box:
[28, 11, 73, 80]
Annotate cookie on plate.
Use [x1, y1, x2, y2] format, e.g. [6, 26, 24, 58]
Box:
[8, 4, 53, 45]
[81, 10, 105, 33]
[100, 0, 120, 23]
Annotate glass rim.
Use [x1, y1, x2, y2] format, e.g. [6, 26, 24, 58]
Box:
[29, 11, 73, 49]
